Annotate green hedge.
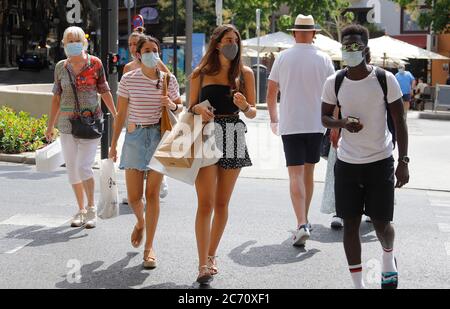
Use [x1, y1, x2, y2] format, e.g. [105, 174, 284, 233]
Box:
[0, 106, 49, 154]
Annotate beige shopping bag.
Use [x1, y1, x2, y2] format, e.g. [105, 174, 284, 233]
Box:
[154, 100, 216, 168]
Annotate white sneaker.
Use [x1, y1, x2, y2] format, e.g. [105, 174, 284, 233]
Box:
[71, 211, 86, 228]
[122, 197, 128, 204]
[292, 225, 310, 247]
[331, 216, 344, 229]
[85, 207, 97, 229]
[160, 177, 169, 199]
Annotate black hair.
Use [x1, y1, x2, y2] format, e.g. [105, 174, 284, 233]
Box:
[341, 24, 369, 46]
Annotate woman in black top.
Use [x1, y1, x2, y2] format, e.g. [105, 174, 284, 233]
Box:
[189, 24, 257, 284]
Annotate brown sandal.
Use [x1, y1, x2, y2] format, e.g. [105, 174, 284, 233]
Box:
[207, 256, 218, 275]
[131, 224, 145, 248]
[143, 250, 157, 269]
[197, 265, 213, 285]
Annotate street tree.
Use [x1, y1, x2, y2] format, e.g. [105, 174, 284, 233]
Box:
[389, 0, 449, 33]
[275, 0, 354, 41]
[223, 0, 276, 39]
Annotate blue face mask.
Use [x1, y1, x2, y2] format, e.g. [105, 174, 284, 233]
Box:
[141, 52, 160, 68]
[342, 50, 365, 68]
[65, 42, 84, 57]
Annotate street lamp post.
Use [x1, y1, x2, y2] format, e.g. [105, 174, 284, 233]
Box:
[185, 0, 193, 103]
[100, 0, 119, 159]
[256, 9, 261, 105]
[173, 0, 177, 78]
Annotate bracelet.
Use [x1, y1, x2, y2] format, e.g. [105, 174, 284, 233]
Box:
[170, 104, 179, 112]
[189, 105, 199, 115]
[241, 104, 251, 113]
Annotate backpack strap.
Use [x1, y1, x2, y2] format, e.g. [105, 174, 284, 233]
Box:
[334, 69, 347, 124]
[334, 68, 347, 109]
[375, 67, 388, 103]
[374, 67, 396, 148]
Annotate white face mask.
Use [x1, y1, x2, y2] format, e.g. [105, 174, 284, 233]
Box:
[399, 68, 405, 73]
[342, 50, 365, 68]
[141, 52, 159, 68]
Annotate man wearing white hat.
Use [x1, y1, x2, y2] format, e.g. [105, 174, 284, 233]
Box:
[267, 14, 335, 247]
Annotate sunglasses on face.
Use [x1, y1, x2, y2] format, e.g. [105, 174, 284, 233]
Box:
[341, 43, 365, 52]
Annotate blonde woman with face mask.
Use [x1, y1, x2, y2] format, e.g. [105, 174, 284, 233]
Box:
[109, 35, 182, 268]
[45, 26, 117, 229]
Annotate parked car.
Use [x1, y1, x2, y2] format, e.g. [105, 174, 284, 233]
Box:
[17, 51, 46, 71]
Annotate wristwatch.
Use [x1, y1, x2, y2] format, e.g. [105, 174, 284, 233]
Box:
[398, 156, 410, 164]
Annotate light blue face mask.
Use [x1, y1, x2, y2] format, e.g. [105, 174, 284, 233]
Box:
[342, 50, 365, 68]
[141, 52, 160, 68]
[65, 42, 84, 57]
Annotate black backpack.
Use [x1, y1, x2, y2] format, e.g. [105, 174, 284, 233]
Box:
[334, 66, 396, 148]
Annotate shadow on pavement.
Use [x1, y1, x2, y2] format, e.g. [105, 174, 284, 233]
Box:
[228, 240, 320, 268]
[119, 203, 134, 216]
[0, 165, 30, 172]
[309, 223, 377, 244]
[5, 225, 88, 247]
[55, 252, 150, 289]
[142, 282, 198, 289]
[0, 167, 66, 180]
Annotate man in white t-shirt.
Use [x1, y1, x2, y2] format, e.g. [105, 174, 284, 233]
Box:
[321, 24, 409, 289]
[267, 14, 335, 247]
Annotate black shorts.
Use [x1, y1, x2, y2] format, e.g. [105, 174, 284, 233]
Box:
[281, 133, 323, 166]
[334, 157, 395, 222]
[402, 94, 411, 102]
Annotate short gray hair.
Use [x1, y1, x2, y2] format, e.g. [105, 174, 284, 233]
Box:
[62, 26, 88, 48]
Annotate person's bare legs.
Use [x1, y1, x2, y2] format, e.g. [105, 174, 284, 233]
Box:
[143, 171, 163, 258]
[343, 216, 363, 266]
[72, 183, 85, 211]
[304, 163, 315, 221]
[403, 101, 410, 116]
[82, 177, 95, 207]
[125, 170, 145, 247]
[195, 165, 218, 269]
[208, 168, 240, 259]
[288, 165, 307, 227]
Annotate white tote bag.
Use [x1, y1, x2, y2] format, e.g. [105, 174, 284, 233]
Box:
[35, 138, 65, 173]
[98, 159, 119, 219]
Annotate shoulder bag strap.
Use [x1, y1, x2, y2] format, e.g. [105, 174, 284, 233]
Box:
[66, 64, 81, 115]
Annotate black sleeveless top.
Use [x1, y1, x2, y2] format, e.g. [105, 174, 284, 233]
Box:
[199, 84, 239, 115]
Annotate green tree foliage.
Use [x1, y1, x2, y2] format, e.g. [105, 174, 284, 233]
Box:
[390, 0, 449, 33]
[275, 0, 354, 41]
[223, 0, 276, 39]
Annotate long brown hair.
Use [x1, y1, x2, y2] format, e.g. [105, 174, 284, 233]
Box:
[136, 35, 163, 89]
[192, 24, 244, 91]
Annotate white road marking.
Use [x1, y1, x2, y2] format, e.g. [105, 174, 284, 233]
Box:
[0, 214, 70, 228]
[4, 244, 28, 254]
[430, 202, 450, 208]
[438, 223, 450, 233]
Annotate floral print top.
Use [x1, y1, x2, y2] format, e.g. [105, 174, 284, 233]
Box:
[52, 55, 110, 134]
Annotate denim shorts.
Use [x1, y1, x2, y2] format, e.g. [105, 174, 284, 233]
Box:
[119, 125, 161, 171]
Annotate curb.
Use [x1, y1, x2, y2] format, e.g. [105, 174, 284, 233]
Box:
[0, 152, 35, 164]
[418, 111, 450, 121]
[256, 103, 268, 110]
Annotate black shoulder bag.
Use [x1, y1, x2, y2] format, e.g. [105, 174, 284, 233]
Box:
[66, 66, 104, 139]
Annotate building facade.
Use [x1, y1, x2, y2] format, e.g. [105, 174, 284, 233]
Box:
[0, 0, 162, 68]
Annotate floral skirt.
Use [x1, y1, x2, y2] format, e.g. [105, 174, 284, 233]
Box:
[214, 115, 252, 170]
